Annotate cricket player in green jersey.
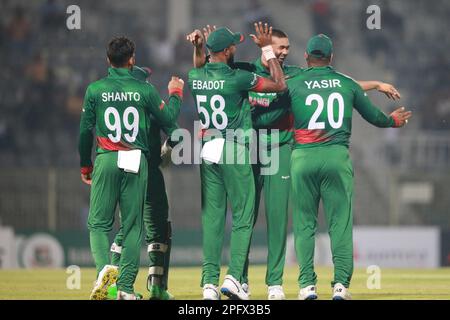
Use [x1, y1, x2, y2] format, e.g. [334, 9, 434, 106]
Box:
[187, 26, 401, 300]
[78, 37, 184, 300]
[287, 34, 411, 300]
[188, 22, 287, 300]
[107, 66, 178, 300]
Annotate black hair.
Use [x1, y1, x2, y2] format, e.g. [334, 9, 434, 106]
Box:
[272, 28, 288, 38]
[306, 55, 331, 65]
[107, 36, 135, 67]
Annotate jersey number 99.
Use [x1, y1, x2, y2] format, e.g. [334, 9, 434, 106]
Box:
[104, 106, 139, 143]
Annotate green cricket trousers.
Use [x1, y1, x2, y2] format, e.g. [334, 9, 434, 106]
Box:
[200, 141, 255, 287]
[243, 142, 291, 286]
[291, 145, 354, 288]
[87, 151, 148, 294]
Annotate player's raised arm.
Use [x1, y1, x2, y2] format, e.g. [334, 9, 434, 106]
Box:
[187, 25, 217, 68]
[146, 76, 184, 127]
[250, 22, 286, 93]
[78, 86, 96, 185]
[357, 80, 401, 100]
[354, 83, 411, 128]
[187, 29, 206, 68]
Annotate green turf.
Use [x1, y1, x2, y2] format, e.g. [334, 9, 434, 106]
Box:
[0, 266, 449, 300]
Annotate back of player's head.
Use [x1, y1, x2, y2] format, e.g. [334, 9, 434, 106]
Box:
[107, 36, 135, 68]
[305, 34, 333, 65]
[272, 28, 288, 39]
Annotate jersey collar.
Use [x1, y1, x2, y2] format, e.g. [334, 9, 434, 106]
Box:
[304, 65, 335, 72]
[205, 62, 231, 70]
[108, 67, 134, 78]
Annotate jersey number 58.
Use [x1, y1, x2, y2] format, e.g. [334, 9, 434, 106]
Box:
[196, 95, 228, 130]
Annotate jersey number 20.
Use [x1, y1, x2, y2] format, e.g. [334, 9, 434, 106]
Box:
[306, 93, 344, 129]
[196, 95, 228, 130]
[104, 106, 139, 143]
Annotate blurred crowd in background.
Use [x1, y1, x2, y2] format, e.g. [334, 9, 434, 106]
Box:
[0, 0, 449, 232]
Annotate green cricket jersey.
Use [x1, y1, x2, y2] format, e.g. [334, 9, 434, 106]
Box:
[79, 67, 182, 169]
[188, 62, 263, 143]
[288, 66, 395, 149]
[232, 59, 302, 148]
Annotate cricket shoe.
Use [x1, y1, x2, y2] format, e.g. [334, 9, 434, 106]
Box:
[220, 275, 249, 300]
[90, 265, 118, 300]
[203, 284, 220, 300]
[332, 283, 351, 300]
[148, 285, 175, 300]
[117, 290, 143, 300]
[242, 283, 251, 296]
[268, 285, 286, 300]
[107, 284, 143, 300]
[298, 285, 318, 300]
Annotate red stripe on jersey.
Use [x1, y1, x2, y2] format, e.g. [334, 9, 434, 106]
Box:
[97, 137, 132, 151]
[268, 112, 294, 131]
[159, 101, 165, 110]
[295, 129, 330, 144]
[252, 77, 266, 92]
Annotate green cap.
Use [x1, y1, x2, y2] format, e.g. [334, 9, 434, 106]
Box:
[306, 34, 333, 58]
[206, 27, 244, 53]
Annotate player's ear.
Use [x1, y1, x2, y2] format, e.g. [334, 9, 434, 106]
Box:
[106, 57, 111, 66]
[329, 53, 334, 64]
[128, 55, 135, 67]
[304, 52, 308, 60]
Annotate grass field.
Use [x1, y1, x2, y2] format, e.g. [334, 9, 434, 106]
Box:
[1, 266, 450, 300]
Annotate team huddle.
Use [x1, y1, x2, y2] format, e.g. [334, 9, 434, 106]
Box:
[78, 22, 411, 300]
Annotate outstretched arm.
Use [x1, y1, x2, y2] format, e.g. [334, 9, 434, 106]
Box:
[354, 84, 411, 128]
[357, 80, 401, 100]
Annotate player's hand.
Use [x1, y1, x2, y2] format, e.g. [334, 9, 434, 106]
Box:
[81, 173, 92, 185]
[186, 29, 204, 48]
[390, 107, 412, 127]
[250, 22, 272, 48]
[202, 25, 216, 42]
[168, 76, 185, 92]
[160, 139, 173, 168]
[377, 82, 401, 100]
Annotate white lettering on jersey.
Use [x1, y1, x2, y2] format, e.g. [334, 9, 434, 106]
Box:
[192, 80, 226, 90]
[304, 79, 342, 89]
[101, 92, 141, 102]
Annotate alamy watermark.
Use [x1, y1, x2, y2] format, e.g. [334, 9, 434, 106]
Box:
[366, 5, 381, 30]
[66, 265, 81, 290]
[366, 265, 381, 289]
[168, 121, 281, 175]
[66, 5, 81, 30]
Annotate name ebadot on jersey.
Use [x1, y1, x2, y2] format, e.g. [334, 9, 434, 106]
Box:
[191, 80, 226, 90]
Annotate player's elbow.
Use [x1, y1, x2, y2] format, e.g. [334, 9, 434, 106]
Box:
[274, 81, 287, 93]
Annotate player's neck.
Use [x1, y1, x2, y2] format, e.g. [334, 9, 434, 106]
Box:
[307, 63, 330, 68]
[209, 54, 228, 64]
